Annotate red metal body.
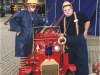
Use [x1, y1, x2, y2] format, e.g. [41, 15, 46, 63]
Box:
[18, 27, 76, 75]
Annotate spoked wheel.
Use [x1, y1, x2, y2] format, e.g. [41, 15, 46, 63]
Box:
[26, 71, 34, 75]
[65, 70, 75, 75]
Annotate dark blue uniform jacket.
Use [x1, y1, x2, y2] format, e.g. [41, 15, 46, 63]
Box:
[9, 10, 44, 57]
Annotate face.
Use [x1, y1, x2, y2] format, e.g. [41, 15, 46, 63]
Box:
[63, 6, 73, 17]
[28, 3, 36, 12]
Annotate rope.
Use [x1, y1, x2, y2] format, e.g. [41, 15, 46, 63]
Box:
[71, 0, 75, 4]
[50, 0, 67, 26]
[45, 0, 58, 17]
[50, 10, 63, 26]
[55, 14, 65, 26]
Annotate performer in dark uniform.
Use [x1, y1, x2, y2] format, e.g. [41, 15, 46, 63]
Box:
[9, 0, 44, 74]
[59, 1, 90, 75]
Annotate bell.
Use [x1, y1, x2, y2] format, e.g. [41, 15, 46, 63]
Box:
[27, 0, 38, 4]
[58, 37, 67, 45]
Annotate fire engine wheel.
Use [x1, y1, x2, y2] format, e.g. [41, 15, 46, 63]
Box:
[65, 70, 75, 75]
[26, 71, 34, 75]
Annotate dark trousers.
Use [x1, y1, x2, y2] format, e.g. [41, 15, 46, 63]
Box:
[65, 34, 88, 75]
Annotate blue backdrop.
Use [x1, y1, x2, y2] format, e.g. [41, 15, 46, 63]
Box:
[45, 0, 99, 36]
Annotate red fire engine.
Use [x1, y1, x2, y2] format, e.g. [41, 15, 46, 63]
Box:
[18, 26, 76, 75]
